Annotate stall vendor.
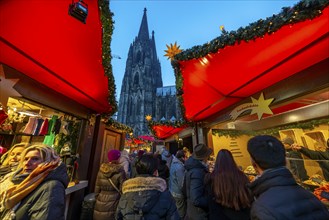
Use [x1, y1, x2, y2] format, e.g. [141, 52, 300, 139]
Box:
[292, 138, 329, 181]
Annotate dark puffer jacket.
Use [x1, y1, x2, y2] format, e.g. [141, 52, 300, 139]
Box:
[93, 162, 126, 220]
[249, 167, 329, 220]
[13, 163, 69, 220]
[116, 175, 179, 220]
[184, 156, 209, 220]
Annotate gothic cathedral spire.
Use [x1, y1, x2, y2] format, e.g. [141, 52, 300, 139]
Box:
[117, 8, 163, 136]
[138, 8, 149, 41]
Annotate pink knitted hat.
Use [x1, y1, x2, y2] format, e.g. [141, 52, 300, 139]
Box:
[107, 149, 121, 162]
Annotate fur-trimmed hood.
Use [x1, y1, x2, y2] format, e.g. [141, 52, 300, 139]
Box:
[122, 176, 166, 194]
[119, 176, 167, 214]
[100, 162, 123, 178]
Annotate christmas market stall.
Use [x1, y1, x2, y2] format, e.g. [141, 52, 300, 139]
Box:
[0, 0, 125, 218]
[165, 0, 329, 197]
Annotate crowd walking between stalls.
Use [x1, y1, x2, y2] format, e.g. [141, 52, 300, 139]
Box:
[1, 137, 329, 219]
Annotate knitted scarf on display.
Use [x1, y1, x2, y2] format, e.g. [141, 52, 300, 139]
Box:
[1, 158, 60, 210]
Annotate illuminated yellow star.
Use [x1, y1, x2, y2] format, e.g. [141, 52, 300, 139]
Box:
[0, 69, 21, 110]
[250, 93, 274, 119]
[145, 114, 152, 121]
[164, 42, 182, 60]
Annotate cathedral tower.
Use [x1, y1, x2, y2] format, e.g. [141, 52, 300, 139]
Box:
[117, 8, 162, 136]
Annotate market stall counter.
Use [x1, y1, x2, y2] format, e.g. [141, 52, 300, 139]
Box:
[65, 180, 88, 220]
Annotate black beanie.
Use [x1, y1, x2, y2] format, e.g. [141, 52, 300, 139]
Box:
[247, 135, 286, 170]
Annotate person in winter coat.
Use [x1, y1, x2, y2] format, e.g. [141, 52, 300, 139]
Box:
[292, 138, 329, 181]
[169, 150, 187, 219]
[247, 135, 329, 220]
[93, 149, 126, 220]
[130, 150, 145, 178]
[184, 143, 212, 220]
[159, 146, 173, 169]
[116, 153, 180, 220]
[119, 149, 132, 179]
[155, 153, 170, 182]
[0, 144, 69, 220]
[205, 149, 252, 220]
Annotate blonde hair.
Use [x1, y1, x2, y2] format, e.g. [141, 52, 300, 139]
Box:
[2, 142, 30, 166]
[17, 144, 60, 169]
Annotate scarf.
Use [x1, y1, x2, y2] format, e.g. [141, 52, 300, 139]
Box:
[1, 158, 60, 210]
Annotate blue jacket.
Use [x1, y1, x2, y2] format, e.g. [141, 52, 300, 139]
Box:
[169, 156, 185, 198]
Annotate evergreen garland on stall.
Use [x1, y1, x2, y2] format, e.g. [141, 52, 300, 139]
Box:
[99, 0, 117, 116]
[104, 118, 133, 134]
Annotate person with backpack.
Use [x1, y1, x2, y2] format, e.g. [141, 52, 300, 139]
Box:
[116, 153, 179, 219]
[93, 149, 126, 220]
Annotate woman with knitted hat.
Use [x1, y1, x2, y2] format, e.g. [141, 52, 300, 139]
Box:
[0, 144, 69, 220]
[93, 149, 126, 220]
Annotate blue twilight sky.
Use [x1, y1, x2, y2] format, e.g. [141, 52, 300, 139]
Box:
[110, 0, 300, 101]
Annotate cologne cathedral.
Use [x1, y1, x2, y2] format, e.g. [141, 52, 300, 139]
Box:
[117, 8, 181, 136]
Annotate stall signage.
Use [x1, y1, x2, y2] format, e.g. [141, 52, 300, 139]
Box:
[230, 93, 274, 120]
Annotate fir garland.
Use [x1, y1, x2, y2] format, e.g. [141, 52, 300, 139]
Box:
[99, 0, 117, 116]
[172, 0, 329, 122]
[173, 0, 328, 61]
[104, 118, 133, 134]
[212, 118, 329, 138]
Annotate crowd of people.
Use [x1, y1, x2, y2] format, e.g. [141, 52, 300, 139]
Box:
[0, 135, 328, 219]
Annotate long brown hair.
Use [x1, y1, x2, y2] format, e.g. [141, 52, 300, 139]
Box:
[211, 149, 252, 210]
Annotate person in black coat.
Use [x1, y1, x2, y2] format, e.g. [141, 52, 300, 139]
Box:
[247, 135, 329, 219]
[116, 153, 179, 219]
[184, 143, 212, 220]
[205, 149, 252, 220]
[155, 153, 170, 182]
[292, 138, 329, 181]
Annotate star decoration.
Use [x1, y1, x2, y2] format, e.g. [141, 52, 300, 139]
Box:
[219, 25, 225, 31]
[0, 70, 21, 110]
[164, 42, 182, 60]
[250, 93, 274, 119]
[145, 114, 152, 121]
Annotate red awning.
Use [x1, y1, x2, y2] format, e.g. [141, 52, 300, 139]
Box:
[176, 7, 329, 122]
[151, 125, 187, 140]
[0, 0, 112, 113]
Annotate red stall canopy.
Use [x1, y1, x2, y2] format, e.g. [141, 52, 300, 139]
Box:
[0, 0, 112, 113]
[175, 6, 329, 122]
[151, 125, 187, 140]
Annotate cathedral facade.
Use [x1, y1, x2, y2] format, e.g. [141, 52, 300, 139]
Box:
[117, 8, 180, 136]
